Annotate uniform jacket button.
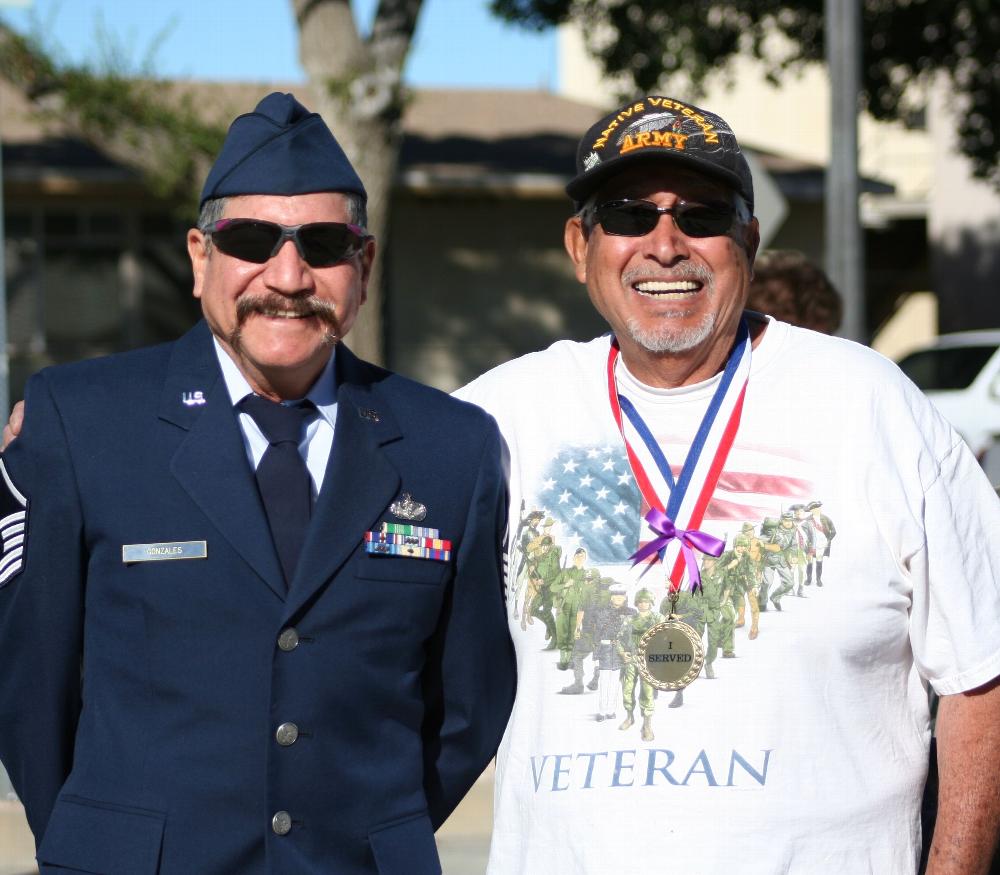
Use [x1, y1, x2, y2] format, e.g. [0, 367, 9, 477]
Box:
[277, 628, 300, 651]
[272, 811, 292, 836]
[276, 722, 300, 746]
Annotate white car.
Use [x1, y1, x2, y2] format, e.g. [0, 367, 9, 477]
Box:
[895, 330, 1000, 463]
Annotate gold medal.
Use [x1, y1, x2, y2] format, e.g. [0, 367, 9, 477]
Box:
[636, 617, 704, 691]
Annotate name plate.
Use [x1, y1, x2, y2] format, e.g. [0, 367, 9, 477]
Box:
[122, 541, 208, 563]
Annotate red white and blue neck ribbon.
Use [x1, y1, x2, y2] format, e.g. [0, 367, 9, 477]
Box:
[607, 320, 752, 592]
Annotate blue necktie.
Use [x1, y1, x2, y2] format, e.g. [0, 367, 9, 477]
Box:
[239, 395, 315, 588]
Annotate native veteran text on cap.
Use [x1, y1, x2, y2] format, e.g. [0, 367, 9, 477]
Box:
[566, 95, 754, 213]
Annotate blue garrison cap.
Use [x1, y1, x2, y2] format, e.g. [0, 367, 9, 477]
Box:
[199, 92, 366, 208]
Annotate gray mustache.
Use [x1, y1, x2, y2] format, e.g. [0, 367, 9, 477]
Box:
[236, 295, 337, 326]
[622, 263, 714, 287]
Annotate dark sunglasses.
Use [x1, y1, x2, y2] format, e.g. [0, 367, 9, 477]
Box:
[592, 199, 735, 238]
[205, 219, 369, 267]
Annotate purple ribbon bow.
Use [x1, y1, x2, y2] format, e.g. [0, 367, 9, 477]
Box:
[629, 508, 725, 592]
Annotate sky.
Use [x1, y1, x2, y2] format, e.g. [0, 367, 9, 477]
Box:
[0, 0, 558, 89]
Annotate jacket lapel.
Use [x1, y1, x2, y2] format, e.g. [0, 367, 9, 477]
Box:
[161, 322, 286, 601]
[284, 345, 402, 618]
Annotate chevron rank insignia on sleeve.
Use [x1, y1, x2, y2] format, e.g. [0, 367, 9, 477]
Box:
[0, 460, 27, 588]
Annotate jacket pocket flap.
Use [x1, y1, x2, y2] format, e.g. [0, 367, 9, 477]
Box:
[356, 553, 450, 584]
[38, 795, 165, 875]
[368, 811, 440, 875]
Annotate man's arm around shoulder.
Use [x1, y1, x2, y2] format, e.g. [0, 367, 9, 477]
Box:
[0, 373, 86, 843]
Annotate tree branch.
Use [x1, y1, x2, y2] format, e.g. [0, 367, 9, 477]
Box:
[293, 0, 367, 85]
[370, 0, 422, 71]
[494, 0, 1000, 186]
[0, 22, 226, 208]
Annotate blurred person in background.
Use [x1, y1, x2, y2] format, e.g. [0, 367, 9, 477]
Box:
[746, 248, 843, 334]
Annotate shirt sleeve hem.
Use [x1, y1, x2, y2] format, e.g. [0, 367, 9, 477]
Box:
[931, 649, 1000, 696]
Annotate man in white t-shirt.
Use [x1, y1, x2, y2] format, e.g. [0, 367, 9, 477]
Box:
[457, 95, 1000, 874]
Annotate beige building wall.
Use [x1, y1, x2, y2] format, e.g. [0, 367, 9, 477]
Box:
[929, 83, 1000, 232]
[870, 292, 938, 360]
[386, 194, 609, 392]
[0, 800, 34, 875]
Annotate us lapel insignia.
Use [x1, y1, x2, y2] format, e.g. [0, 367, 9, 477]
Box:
[182, 390, 206, 407]
[390, 492, 427, 522]
[359, 407, 380, 422]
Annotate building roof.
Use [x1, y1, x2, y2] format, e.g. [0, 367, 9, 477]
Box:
[0, 78, 892, 201]
[399, 88, 596, 196]
[398, 88, 899, 200]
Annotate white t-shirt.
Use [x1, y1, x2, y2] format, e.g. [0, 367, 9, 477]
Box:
[455, 317, 1000, 875]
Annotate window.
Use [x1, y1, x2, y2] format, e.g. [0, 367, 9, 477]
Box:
[897, 346, 998, 391]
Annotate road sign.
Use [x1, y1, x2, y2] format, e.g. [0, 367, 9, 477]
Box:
[745, 150, 788, 249]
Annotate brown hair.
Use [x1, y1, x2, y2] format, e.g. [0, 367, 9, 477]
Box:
[747, 250, 842, 334]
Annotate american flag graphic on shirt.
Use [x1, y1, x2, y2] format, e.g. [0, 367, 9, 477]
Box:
[535, 441, 813, 565]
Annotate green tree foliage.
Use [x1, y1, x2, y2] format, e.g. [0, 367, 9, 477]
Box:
[491, 0, 1000, 186]
[0, 23, 227, 212]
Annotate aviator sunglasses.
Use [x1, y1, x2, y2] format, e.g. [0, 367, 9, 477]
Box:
[593, 199, 735, 238]
[205, 219, 369, 267]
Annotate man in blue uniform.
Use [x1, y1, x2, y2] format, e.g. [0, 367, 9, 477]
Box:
[0, 92, 515, 875]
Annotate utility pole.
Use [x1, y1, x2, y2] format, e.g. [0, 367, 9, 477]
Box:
[825, 0, 865, 342]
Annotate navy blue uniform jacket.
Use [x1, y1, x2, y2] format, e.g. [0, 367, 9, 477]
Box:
[0, 321, 515, 874]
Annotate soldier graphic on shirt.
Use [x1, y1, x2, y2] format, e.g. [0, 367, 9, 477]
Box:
[522, 518, 562, 644]
[747, 524, 767, 624]
[788, 503, 813, 596]
[583, 580, 634, 720]
[618, 588, 664, 742]
[756, 517, 778, 609]
[730, 522, 764, 641]
[561, 568, 605, 695]
[728, 524, 762, 638]
[762, 513, 798, 611]
[666, 585, 705, 643]
[553, 548, 590, 671]
[805, 500, 837, 586]
[512, 508, 545, 619]
[668, 555, 735, 680]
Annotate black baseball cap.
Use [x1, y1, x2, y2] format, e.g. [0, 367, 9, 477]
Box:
[566, 96, 754, 213]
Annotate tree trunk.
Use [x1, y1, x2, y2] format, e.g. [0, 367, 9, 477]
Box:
[293, 0, 423, 366]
